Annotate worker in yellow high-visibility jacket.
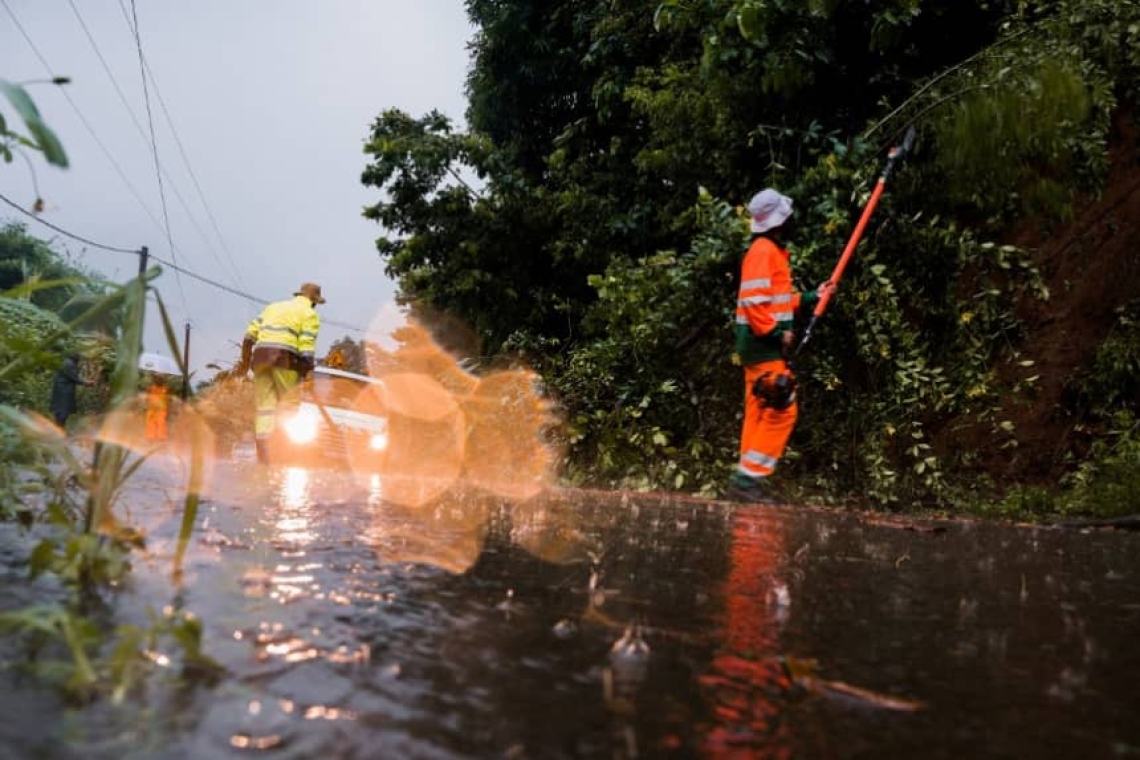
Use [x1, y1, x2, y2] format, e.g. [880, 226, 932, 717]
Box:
[236, 282, 325, 464]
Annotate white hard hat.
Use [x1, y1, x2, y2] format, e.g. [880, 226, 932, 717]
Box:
[747, 188, 794, 234]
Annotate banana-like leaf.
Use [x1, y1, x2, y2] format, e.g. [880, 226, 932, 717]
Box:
[0, 80, 68, 168]
[2, 277, 87, 300]
[0, 273, 154, 384]
[153, 288, 187, 378]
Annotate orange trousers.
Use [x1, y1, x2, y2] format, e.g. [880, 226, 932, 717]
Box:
[700, 510, 793, 755]
[737, 359, 797, 481]
[145, 409, 168, 441]
[145, 386, 169, 442]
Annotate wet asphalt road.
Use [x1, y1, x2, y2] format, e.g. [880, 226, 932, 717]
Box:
[1, 456, 1138, 759]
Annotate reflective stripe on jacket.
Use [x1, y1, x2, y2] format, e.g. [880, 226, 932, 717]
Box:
[246, 295, 320, 370]
[733, 235, 804, 366]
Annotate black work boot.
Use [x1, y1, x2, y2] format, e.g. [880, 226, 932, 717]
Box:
[724, 476, 776, 505]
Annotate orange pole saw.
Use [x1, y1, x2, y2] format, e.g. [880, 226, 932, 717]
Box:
[795, 125, 916, 355]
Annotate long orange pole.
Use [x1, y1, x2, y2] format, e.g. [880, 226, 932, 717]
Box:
[812, 178, 887, 319]
[795, 126, 915, 355]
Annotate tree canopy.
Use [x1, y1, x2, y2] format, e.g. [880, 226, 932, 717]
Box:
[362, 0, 1140, 509]
[0, 223, 119, 335]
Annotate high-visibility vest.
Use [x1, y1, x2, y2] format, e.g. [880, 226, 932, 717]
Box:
[733, 235, 803, 365]
[245, 295, 320, 370]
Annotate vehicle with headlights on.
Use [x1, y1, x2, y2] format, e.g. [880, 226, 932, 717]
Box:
[272, 366, 388, 471]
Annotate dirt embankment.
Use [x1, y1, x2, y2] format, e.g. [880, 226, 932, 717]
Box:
[947, 107, 1140, 484]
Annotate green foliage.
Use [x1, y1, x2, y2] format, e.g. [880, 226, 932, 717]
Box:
[0, 604, 221, 703]
[1058, 412, 1140, 517]
[966, 484, 1058, 520]
[361, 108, 550, 346]
[466, 0, 618, 175]
[976, 415, 1140, 521]
[1071, 299, 1140, 415]
[0, 296, 73, 416]
[0, 223, 107, 315]
[0, 270, 218, 701]
[362, 0, 1138, 511]
[369, 0, 1024, 356]
[0, 80, 216, 703]
[927, 52, 1110, 223]
[0, 225, 118, 436]
[0, 79, 68, 168]
[653, 0, 1018, 171]
[1045, 304, 1140, 518]
[866, 0, 1139, 225]
[0, 606, 99, 698]
[1047, 0, 1140, 99]
[57, 291, 124, 338]
[664, 136, 1045, 505]
[536, 189, 743, 493]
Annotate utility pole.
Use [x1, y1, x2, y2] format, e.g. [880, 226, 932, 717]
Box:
[182, 321, 191, 400]
[137, 246, 149, 356]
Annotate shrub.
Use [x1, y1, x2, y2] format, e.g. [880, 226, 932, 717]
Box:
[1058, 412, 1140, 517]
[0, 296, 74, 413]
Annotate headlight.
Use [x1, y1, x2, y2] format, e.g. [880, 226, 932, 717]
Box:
[369, 432, 388, 451]
[284, 407, 320, 444]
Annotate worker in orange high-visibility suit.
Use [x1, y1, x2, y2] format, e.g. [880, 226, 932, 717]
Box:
[727, 189, 832, 503]
[144, 373, 170, 442]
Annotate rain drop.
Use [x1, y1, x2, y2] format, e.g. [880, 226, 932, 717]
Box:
[552, 619, 577, 639]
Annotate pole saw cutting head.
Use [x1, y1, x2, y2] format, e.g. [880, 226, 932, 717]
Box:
[794, 124, 916, 357]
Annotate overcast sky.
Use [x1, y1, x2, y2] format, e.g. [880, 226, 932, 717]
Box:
[1, 1, 473, 375]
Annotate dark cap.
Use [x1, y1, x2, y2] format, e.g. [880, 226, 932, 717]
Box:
[295, 282, 326, 304]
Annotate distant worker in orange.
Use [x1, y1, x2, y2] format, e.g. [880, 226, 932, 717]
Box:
[236, 282, 325, 464]
[727, 189, 832, 503]
[325, 347, 346, 370]
[145, 373, 170, 442]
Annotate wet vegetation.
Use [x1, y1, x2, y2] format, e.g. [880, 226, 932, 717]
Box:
[3, 0, 1140, 731]
[0, 251, 220, 702]
[363, 0, 1140, 516]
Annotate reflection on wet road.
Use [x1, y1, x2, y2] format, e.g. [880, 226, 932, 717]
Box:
[1, 460, 1139, 760]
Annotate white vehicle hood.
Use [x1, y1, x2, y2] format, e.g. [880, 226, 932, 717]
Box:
[299, 402, 387, 434]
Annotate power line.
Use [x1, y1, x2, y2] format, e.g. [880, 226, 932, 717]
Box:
[145, 67, 250, 293]
[67, 0, 249, 292]
[0, 191, 137, 255]
[147, 75, 251, 293]
[150, 251, 265, 305]
[127, 0, 188, 315]
[142, 257, 365, 332]
[0, 190, 367, 333]
[114, 0, 248, 294]
[2, 0, 366, 339]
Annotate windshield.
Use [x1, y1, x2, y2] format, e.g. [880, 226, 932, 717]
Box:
[309, 373, 369, 408]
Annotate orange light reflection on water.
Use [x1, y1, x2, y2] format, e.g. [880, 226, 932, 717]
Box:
[92, 399, 219, 502]
[275, 466, 316, 545]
